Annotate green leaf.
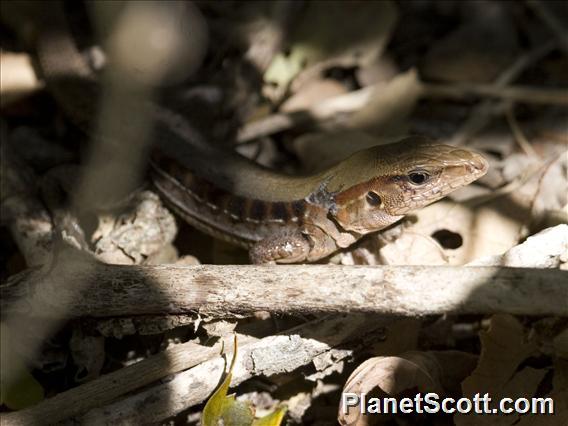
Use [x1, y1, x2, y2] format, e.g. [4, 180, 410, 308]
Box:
[202, 336, 254, 426]
[202, 336, 287, 426]
[252, 405, 287, 426]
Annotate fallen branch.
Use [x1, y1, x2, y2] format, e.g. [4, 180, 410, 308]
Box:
[77, 314, 389, 425]
[2, 255, 566, 318]
[0, 333, 256, 426]
[0, 314, 390, 425]
[237, 81, 567, 142]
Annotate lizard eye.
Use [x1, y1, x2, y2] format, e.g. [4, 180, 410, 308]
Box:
[365, 191, 382, 206]
[408, 171, 430, 185]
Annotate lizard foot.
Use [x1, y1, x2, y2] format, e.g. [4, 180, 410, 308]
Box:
[249, 229, 311, 264]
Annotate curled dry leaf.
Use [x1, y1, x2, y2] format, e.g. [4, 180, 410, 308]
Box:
[281, 78, 348, 113]
[348, 69, 422, 136]
[515, 359, 568, 426]
[338, 350, 476, 426]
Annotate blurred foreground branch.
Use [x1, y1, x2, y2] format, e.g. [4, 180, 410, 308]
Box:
[0, 144, 53, 266]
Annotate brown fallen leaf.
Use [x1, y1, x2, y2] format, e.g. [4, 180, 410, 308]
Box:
[456, 314, 544, 426]
[515, 359, 568, 426]
[338, 350, 477, 426]
[281, 79, 347, 113]
[264, 1, 397, 88]
[407, 199, 522, 265]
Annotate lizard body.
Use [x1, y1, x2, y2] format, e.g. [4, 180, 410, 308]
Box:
[31, 2, 488, 263]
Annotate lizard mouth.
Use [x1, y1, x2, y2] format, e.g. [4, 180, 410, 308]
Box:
[450, 149, 489, 173]
[452, 151, 489, 186]
[465, 151, 489, 176]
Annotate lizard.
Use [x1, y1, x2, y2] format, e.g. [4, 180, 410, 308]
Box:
[30, 2, 489, 264]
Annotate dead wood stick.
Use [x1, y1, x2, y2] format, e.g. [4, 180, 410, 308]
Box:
[2, 258, 567, 318]
[0, 333, 256, 426]
[77, 314, 388, 425]
[0, 315, 389, 425]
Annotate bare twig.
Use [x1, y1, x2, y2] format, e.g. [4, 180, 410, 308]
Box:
[448, 40, 557, 145]
[237, 45, 563, 143]
[420, 83, 567, 106]
[505, 104, 539, 157]
[2, 255, 567, 317]
[525, 0, 568, 54]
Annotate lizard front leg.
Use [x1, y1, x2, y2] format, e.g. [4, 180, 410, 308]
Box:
[249, 228, 311, 264]
[249, 226, 339, 264]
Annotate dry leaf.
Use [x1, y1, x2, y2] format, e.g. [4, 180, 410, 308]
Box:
[456, 314, 543, 426]
[349, 69, 422, 136]
[515, 360, 568, 426]
[469, 224, 568, 268]
[281, 79, 348, 113]
[407, 200, 522, 265]
[377, 231, 448, 265]
[339, 351, 464, 425]
[264, 1, 397, 88]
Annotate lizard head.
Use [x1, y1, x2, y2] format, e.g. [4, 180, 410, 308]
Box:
[327, 140, 488, 234]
